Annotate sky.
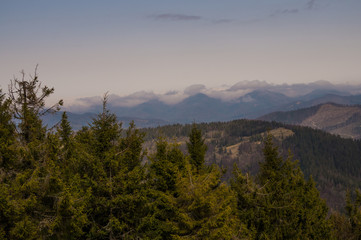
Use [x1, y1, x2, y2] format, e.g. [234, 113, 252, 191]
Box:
[1, 0, 361, 106]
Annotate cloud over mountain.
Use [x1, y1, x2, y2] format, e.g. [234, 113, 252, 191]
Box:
[65, 80, 361, 113]
[184, 84, 206, 95]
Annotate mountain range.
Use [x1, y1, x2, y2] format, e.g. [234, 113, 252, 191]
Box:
[46, 82, 361, 131]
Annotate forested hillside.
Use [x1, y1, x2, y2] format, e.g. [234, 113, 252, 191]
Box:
[142, 120, 361, 210]
[1, 72, 361, 239]
[259, 103, 361, 139]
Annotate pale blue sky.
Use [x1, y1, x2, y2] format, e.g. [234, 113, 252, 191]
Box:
[1, 0, 361, 105]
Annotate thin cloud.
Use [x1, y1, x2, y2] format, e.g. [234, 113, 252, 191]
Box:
[306, 0, 317, 10]
[109, 91, 157, 107]
[211, 19, 235, 24]
[281, 9, 299, 14]
[149, 13, 236, 25]
[230, 80, 271, 91]
[150, 13, 202, 21]
[269, 0, 321, 19]
[270, 8, 299, 18]
[184, 84, 206, 95]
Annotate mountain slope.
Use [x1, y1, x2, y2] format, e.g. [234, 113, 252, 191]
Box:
[284, 94, 361, 111]
[172, 93, 235, 122]
[233, 90, 294, 118]
[259, 103, 361, 139]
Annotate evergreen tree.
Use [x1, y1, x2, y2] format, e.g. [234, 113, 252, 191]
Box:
[91, 94, 121, 160]
[142, 138, 186, 239]
[186, 124, 207, 172]
[71, 95, 150, 239]
[345, 190, 361, 239]
[257, 134, 330, 239]
[149, 137, 186, 192]
[76, 95, 121, 238]
[0, 183, 14, 238]
[8, 67, 63, 144]
[0, 70, 66, 239]
[146, 135, 240, 239]
[330, 211, 354, 240]
[49, 186, 89, 240]
[106, 121, 147, 239]
[58, 112, 72, 146]
[0, 89, 16, 169]
[56, 112, 76, 178]
[4, 136, 64, 239]
[232, 134, 331, 239]
[230, 166, 258, 239]
[119, 121, 145, 171]
[173, 163, 240, 239]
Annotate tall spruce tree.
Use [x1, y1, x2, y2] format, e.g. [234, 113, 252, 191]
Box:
[0, 69, 68, 239]
[57, 112, 76, 176]
[173, 163, 240, 239]
[230, 166, 258, 239]
[232, 133, 331, 239]
[149, 137, 186, 192]
[258, 134, 330, 239]
[73, 95, 150, 239]
[345, 190, 361, 239]
[8, 67, 63, 144]
[140, 138, 186, 239]
[186, 124, 207, 172]
[91, 93, 121, 160]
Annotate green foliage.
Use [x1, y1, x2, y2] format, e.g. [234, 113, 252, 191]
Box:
[120, 121, 145, 171]
[91, 94, 122, 160]
[8, 67, 62, 144]
[330, 211, 354, 240]
[149, 137, 185, 192]
[173, 163, 240, 239]
[186, 124, 207, 171]
[232, 134, 331, 239]
[230, 167, 258, 239]
[58, 112, 72, 145]
[345, 190, 361, 239]
[330, 190, 361, 239]
[0, 89, 17, 170]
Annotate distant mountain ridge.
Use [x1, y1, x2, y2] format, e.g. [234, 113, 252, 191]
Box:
[94, 90, 361, 122]
[259, 103, 361, 139]
[45, 88, 361, 130]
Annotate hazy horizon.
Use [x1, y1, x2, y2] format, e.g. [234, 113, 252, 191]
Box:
[1, 0, 361, 105]
[64, 80, 361, 113]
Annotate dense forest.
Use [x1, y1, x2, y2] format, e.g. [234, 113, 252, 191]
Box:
[142, 119, 361, 210]
[1, 71, 361, 239]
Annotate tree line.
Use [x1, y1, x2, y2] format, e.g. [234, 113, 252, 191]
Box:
[1, 69, 360, 239]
